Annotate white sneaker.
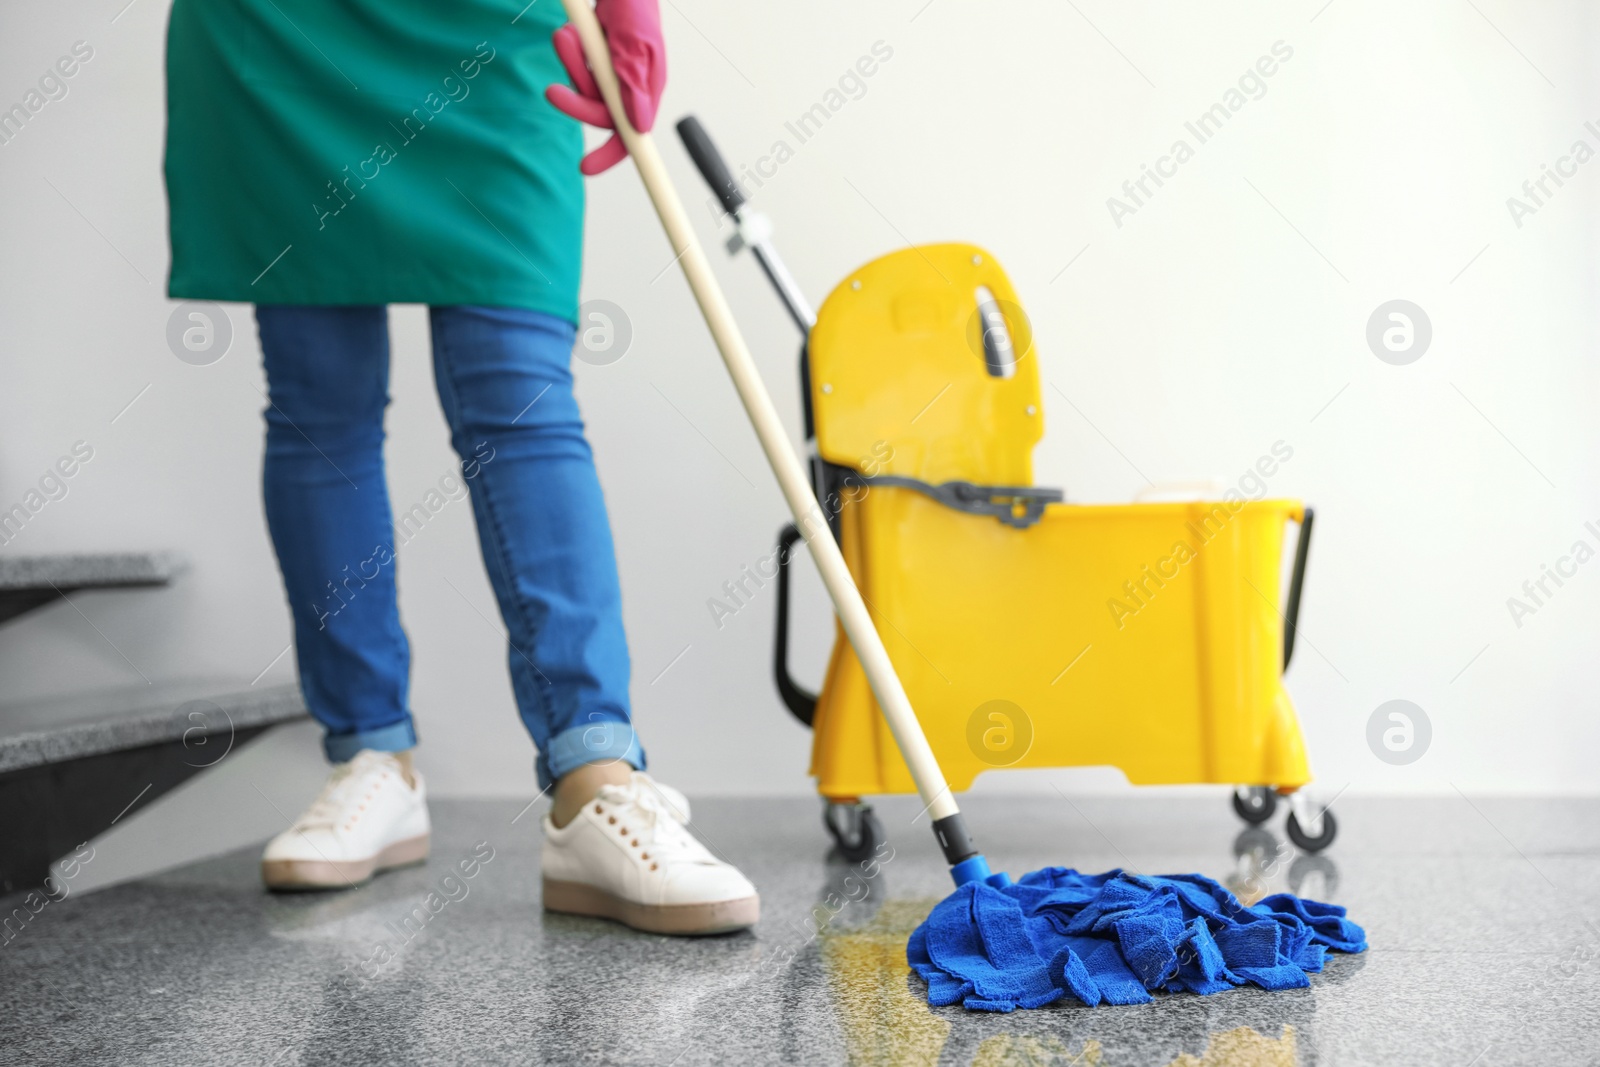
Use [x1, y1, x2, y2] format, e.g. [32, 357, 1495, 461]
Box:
[262, 750, 430, 890]
[542, 773, 758, 935]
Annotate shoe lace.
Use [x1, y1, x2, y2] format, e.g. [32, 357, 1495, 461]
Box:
[632, 773, 690, 824]
[294, 755, 385, 832]
[595, 783, 713, 865]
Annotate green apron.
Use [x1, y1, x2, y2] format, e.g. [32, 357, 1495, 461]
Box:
[165, 0, 582, 319]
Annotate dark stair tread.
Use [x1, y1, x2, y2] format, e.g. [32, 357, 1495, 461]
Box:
[0, 679, 306, 775]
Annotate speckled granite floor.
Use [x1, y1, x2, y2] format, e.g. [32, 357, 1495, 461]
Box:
[3, 794, 1597, 1066]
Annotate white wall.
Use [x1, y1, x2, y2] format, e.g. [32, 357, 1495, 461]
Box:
[2, 0, 1596, 801]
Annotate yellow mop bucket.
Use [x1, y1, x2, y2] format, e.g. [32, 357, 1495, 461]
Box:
[775, 241, 1327, 854]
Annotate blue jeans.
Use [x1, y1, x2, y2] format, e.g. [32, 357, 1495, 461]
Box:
[255, 305, 644, 790]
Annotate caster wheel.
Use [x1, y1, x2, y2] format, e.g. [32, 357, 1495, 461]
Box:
[1231, 787, 1278, 825]
[1286, 807, 1338, 853]
[823, 802, 884, 864]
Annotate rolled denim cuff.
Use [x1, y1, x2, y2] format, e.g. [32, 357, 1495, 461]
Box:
[323, 720, 418, 764]
[538, 719, 645, 791]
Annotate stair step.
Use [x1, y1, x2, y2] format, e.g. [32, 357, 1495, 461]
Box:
[0, 680, 308, 893]
[0, 549, 190, 590]
[0, 679, 304, 775]
[0, 550, 190, 625]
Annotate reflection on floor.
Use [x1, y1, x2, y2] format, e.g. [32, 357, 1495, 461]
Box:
[3, 795, 1597, 1065]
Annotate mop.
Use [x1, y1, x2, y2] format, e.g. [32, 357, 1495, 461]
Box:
[557, 0, 1366, 1011]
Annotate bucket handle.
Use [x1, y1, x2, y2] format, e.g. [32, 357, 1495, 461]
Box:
[1283, 507, 1314, 670]
[773, 523, 818, 727]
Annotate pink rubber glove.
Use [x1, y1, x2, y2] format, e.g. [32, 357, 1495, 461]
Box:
[545, 0, 667, 175]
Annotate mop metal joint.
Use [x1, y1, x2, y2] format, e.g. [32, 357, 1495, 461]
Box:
[932, 813, 977, 864]
[934, 813, 1013, 886]
[723, 210, 773, 255]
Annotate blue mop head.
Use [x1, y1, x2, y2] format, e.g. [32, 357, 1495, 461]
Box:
[908, 864, 1367, 1012]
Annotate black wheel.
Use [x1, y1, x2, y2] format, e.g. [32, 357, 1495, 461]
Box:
[823, 802, 883, 864]
[1231, 787, 1278, 825]
[1286, 807, 1338, 853]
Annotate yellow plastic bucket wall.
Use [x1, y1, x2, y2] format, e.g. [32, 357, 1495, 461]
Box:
[808, 494, 1312, 798]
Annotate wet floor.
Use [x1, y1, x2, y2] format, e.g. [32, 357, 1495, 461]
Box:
[3, 794, 1596, 1065]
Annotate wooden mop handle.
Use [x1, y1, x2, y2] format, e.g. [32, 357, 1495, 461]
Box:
[558, 0, 959, 823]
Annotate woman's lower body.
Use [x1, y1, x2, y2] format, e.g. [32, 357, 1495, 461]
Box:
[255, 303, 643, 791]
[253, 304, 758, 931]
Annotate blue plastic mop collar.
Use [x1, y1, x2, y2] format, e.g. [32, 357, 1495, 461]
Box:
[950, 854, 1014, 888]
